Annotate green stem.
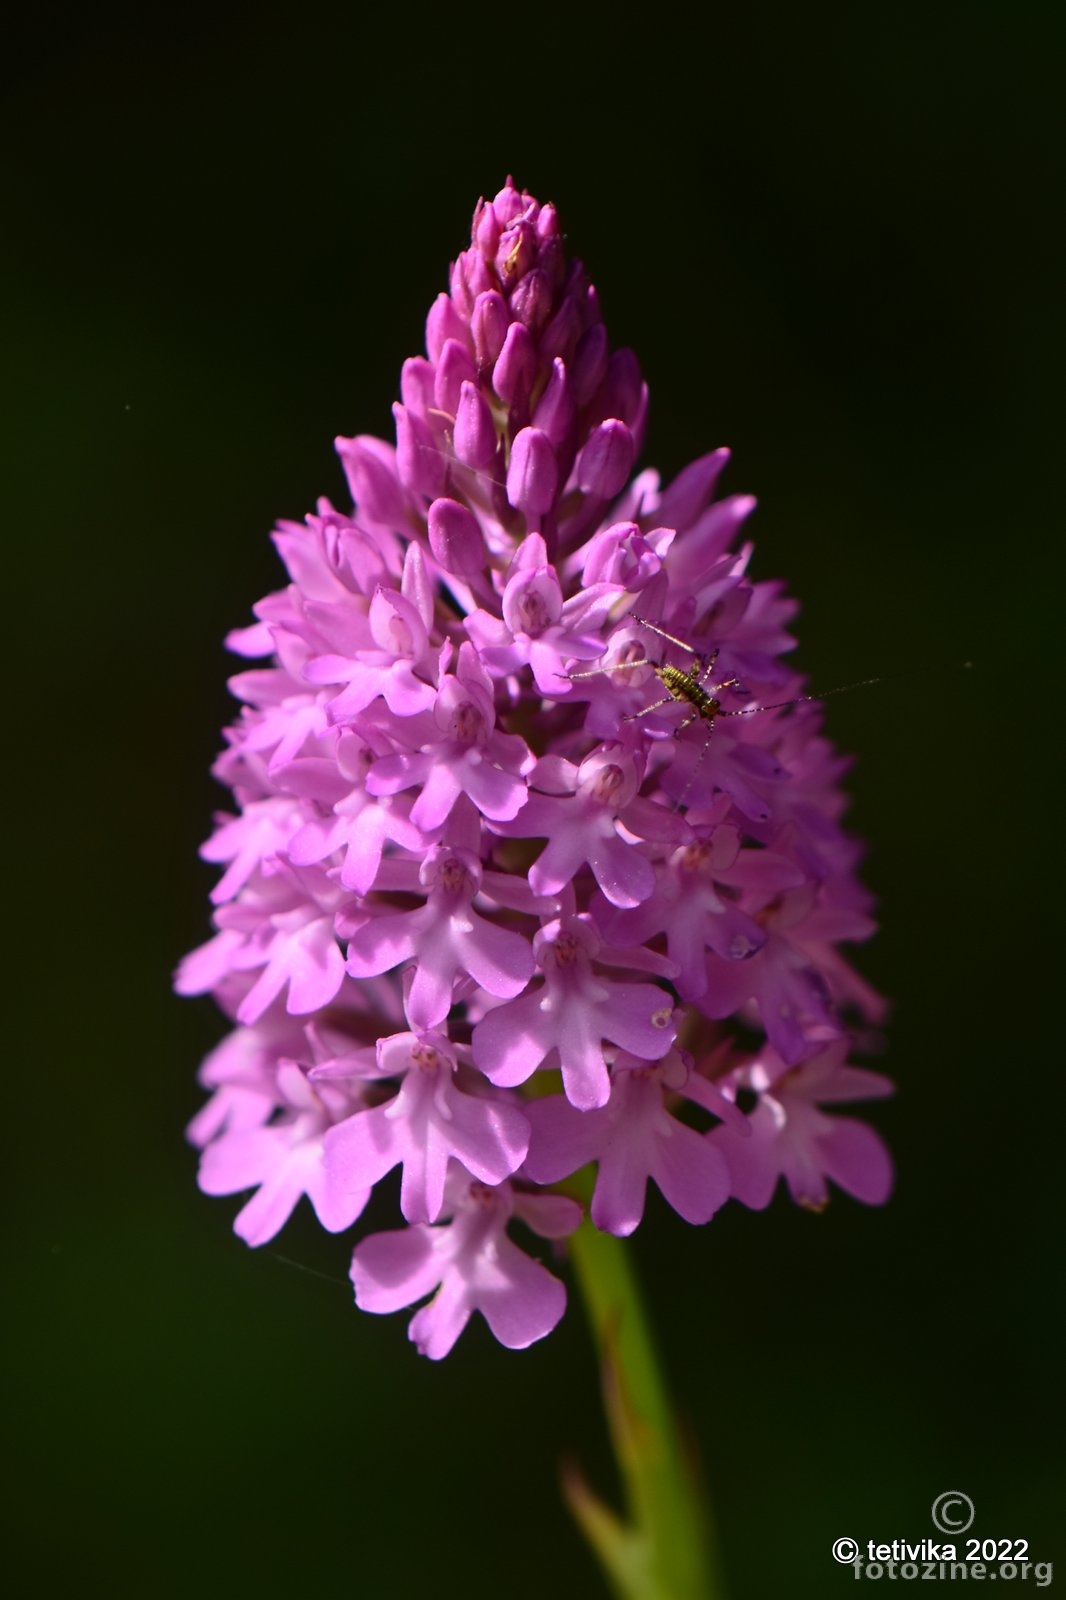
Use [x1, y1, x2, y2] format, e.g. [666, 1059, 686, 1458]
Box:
[565, 1219, 725, 1600]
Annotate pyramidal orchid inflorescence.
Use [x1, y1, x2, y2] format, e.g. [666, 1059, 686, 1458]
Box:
[177, 179, 893, 1360]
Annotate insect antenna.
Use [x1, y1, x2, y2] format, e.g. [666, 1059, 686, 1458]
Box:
[627, 615, 703, 658]
[720, 673, 889, 719]
[567, 617, 973, 815]
[723, 659, 974, 719]
[566, 659, 650, 680]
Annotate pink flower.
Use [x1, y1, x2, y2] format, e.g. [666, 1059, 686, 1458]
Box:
[178, 178, 892, 1356]
[364, 642, 533, 829]
[471, 910, 678, 1111]
[465, 532, 615, 693]
[523, 1049, 732, 1235]
[498, 744, 688, 909]
[323, 1030, 531, 1224]
[197, 1059, 370, 1246]
[350, 1177, 580, 1360]
[709, 1042, 894, 1210]
[342, 842, 535, 1031]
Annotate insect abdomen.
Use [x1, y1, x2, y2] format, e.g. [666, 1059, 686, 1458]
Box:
[657, 663, 718, 718]
[658, 663, 697, 698]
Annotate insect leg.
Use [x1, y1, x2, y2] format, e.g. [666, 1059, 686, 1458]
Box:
[674, 726, 716, 811]
[693, 648, 721, 683]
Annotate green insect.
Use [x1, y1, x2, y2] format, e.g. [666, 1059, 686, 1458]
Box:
[568, 615, 747, 734]
[567, 615, 869, 805]
[569, 615, 893, 806]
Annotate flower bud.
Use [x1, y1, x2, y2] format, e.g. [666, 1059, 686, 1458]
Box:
[577, 419, 634, 498]
[427, 497, 487, 578]
[454, 381, 497, 471]
[507, 427, 558, 517]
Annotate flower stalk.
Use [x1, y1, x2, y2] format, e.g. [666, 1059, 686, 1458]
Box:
[567, 1217, 722, 1600]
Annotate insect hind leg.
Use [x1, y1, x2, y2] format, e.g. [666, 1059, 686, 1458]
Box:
[672, 724, 718, 810]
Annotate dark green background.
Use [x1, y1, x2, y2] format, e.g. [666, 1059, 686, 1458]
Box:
[5, 5, 1061, 1596]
